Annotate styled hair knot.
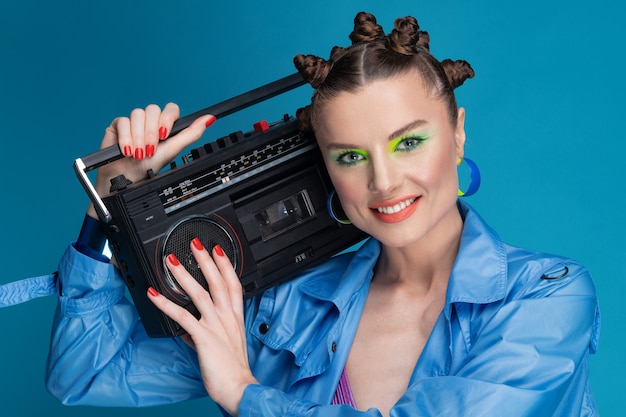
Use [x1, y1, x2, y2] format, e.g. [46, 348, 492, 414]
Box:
[349, 11, 386, 44]
[441, 59, 475, 89]
[387, 16, 421, 55]
[293, 54, 333, 89]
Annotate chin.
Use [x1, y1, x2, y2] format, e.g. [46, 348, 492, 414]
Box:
[363, 223, 429, 249]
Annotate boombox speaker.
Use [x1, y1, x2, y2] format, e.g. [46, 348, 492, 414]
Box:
[74, 73, 368, 337]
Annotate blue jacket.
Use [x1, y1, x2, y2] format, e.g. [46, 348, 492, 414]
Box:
[11, 202, 599, 416]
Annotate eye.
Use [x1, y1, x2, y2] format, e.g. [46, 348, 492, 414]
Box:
[335, 150, 368, 166]
[393, 136, 426, 152]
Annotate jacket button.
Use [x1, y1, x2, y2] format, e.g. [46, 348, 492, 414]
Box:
[259, 323, 269, 334]
[331, 342, 337, 352]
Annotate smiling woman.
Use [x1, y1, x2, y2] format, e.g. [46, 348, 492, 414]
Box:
[32, 11, 601, 417]
[3, 1, 619, 416]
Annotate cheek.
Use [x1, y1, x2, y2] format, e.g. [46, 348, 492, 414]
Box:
[406, 152, 458, 192]
[330, 172, 360, 202]
[431, 159, 460, 194]
[335, 182, 360, 206]
[324, 166, 364, 211]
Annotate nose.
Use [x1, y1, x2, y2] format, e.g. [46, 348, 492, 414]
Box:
[368, 155, 401, 193]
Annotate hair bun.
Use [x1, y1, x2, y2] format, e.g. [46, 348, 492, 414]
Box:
[441, 59, 475, 89]
[349, 11, 385, 44]
[387, 16, 419, 55]
[387, 17, 432, 55]
[293, 54, 333, 89]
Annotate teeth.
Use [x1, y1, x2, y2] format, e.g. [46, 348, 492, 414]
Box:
[376, 198, 416, 214]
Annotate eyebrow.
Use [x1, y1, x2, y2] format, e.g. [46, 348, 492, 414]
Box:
[324, 119, 430, 151]
[387, 119, 429, 141]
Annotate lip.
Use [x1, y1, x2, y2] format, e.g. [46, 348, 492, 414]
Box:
[370, 196, 420, 224]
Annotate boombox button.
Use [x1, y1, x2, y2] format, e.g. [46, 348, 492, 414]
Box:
[253, 120, 270, 132]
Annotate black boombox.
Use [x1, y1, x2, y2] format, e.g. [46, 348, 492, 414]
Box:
[74, 73, 367, 337]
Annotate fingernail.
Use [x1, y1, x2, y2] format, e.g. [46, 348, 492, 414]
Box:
[214, 244, 225, 257]
[159, 126, 168, 140]
[167, 253, 180, 266]
[146, 144, 155, 158]
[205, 115, 217, 128]
[134, 147, 144, 160]
[192, 237, 203, 251]
[123, 145, 132, 156]
[148, 287, 159, 297]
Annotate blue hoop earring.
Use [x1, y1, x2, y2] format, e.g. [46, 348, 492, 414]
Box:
[457, 157, 481, 197]
[327, 190, 352, 225]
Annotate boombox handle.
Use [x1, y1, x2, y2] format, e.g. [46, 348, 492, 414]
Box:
[74, 72, 306, 223]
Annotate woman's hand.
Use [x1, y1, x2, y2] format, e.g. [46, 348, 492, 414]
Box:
[147, 238, 257, 417]
[88, 103, 216, 219]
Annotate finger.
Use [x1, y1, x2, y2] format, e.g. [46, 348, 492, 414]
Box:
[158, 102, 181, 140]
[195, 244, 247, 354]
[147, 285, 204, 335]
[190, 239, 231, 308]
[210, 245, 248, 355]
[153, 114, 216, 167]
[189, 239, 245, 336]
[165, 253, 219, 320]
[129, 108, 146, 160]
[108, 117, 133, 156]
[144, 104, 161, 158]
[212, 244, 244, 320]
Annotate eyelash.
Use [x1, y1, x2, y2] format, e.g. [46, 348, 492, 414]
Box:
[335, 150, 367, 166]
[393, 135, 427, 153]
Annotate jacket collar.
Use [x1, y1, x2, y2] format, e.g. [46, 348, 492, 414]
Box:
[297, 237, 377, 311]
[299, 200, 508, 312]
[446, 201, 508, 307]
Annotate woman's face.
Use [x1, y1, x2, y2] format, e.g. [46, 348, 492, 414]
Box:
[314, 71, 466, 249]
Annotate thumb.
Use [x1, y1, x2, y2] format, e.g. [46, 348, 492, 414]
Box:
[153, 114, 217, 166]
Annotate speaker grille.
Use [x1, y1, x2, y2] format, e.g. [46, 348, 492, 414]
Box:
[160, 215, 239, 300]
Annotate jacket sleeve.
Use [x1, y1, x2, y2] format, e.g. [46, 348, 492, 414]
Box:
[238, 262, 600, 417]
[45, 244, 208, 407]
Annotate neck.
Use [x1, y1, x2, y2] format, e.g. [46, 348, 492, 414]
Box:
[373, 206, 463, 295]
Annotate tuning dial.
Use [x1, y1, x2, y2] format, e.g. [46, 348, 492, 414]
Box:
[109, 174, 133, 192]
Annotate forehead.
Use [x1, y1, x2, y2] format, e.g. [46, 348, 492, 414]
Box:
[314, 72, 448, 144]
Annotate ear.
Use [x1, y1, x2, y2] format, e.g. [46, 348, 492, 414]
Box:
[454, 107, 467, 159]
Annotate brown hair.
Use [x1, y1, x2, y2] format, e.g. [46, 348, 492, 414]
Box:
[293, 12, 475, 133]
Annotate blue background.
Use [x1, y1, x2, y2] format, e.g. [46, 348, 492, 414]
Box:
[1, 0, 623, 416]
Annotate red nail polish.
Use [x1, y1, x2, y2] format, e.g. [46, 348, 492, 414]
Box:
[148, 287, 159, 297]
[192, 237, 203, 251]
[146, 144, 155, 157]
[205, 115, 217, 128]
[159, 126, 167, 140]
[214, 244, 225, 257]
[167, 253, 180, 266]
[134, 147, 144, 160]
[123, 145, 132, 156]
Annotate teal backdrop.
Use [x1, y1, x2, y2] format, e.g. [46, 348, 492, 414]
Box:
[1, 0, 623, 416]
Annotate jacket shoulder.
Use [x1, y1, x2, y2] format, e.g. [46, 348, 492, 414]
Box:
[504, 245, 596, 300]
